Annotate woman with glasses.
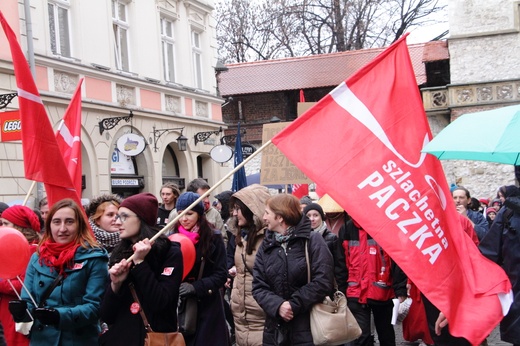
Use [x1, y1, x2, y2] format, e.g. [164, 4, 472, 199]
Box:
[171, 191, 229, 346]
[99, 193, 183, 346]
[228, 184, 270, 346]
[19, 199, 108, 345]
[86, 194, 122, 255]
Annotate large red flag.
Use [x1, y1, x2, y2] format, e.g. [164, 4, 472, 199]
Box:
[0, 12, 81, 208]
[56, 78, 83, 199]
[272, 35, 512, 345]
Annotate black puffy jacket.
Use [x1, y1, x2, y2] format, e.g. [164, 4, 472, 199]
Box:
[252, 217, 334, 346]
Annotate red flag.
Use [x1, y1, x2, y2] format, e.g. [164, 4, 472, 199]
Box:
[292, 183, 309, 199]
[272, 35, 512, 345]
[0, 12, 81, 208]
[56, 79, 83, 199]
[299, 89, 305, 102]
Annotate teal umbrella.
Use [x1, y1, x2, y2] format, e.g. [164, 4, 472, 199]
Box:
[422, 104, 520, 165]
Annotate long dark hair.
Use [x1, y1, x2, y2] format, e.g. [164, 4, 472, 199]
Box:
[233, 199, 263, 255]
[109, 219, 170, 269]
[174, 213, 215, 259]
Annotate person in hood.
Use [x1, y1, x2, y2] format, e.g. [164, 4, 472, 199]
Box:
[253, 194, 333, 345]
[228, 185, 270, 345]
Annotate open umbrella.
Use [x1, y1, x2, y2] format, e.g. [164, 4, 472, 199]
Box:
[422, 104, 520, 165]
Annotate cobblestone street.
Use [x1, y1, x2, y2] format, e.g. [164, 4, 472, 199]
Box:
[392, 324, 513, 346]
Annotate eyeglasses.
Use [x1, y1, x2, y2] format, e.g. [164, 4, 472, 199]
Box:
[115, 213, 137, 222]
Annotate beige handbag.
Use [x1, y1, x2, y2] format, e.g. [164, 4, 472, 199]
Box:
[305, 241, 362, 345]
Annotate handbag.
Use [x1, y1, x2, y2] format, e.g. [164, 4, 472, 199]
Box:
[305, 241, 362, 345]
[129, 283, 185, 346]
[177, 259, 204, 336]
[9, 274, 63, 336]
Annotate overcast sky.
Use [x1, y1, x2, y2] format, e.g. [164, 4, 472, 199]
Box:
[406, 0, 449, 43]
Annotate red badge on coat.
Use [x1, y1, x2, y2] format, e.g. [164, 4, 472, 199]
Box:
[72, 262, 84, 270]
[161, 267, 174, 276]
[130, 302, 140, 314]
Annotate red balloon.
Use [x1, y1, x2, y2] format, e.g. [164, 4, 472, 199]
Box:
[0, 227, 31, 279]
[168, 233, 196, 280]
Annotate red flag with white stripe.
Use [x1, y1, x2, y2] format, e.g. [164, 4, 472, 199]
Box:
[56, 78, 83, 200]
[292, 183, 309, 199]
[0, 12, 81, 208]
[271, 35, 512, 345]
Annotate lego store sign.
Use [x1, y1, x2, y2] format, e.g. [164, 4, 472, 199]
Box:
[0, 110, 21, 142]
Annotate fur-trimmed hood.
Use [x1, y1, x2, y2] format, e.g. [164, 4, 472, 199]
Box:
[230, 184, 270, 230]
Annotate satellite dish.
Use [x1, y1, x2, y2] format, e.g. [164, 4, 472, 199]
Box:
[210, 145, 233, 163]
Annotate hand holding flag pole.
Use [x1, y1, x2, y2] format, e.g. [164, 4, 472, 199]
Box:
[126, 139, 273, 262]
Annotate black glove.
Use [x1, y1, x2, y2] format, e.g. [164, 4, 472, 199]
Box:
[33, 307, 60, 326]
[9, 300, 31, 323]
[179, 282, 196, 297]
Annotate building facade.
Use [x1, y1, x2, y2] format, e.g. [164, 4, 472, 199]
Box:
[0, 0, 229, 207]
[421, 0, 520, 198]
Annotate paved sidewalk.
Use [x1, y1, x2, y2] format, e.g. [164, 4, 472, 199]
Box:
[393, 324, 513, 346]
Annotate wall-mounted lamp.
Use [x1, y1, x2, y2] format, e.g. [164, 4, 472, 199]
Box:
[153, 126, 187, 152]
[99, 110, 134, 135]
[220, 128, 246, 145]
[0, 92, 17, 110]
[194, 126, 223, 145]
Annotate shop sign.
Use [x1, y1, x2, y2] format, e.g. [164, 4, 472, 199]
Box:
[116, 133, 146, 156]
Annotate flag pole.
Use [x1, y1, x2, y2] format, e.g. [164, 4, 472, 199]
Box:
[22, 181, 37, 206]
[126, 139, 273, 262]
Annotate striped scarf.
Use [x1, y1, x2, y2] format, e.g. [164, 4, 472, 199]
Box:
[89, 218, 120, 254]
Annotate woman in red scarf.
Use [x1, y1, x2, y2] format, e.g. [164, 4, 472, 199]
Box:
[20, 199, 108, 345]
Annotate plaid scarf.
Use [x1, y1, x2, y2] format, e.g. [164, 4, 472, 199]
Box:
[89, 218, 120, 254]
[275, 226, 295, 244]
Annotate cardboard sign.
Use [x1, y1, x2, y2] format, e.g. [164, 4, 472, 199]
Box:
[260, 122, 310, 185]
[0, 110, 21, 142]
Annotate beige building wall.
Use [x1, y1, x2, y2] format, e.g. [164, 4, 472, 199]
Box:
[0, 0, 231, 206]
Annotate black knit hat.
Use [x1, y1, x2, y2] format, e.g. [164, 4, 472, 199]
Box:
[176, 192, 204, 216]
[303, 203, 325, 221]
[120, 193, 158, 227]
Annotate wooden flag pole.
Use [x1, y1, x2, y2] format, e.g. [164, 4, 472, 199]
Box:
[22, 181, 37, 206]
[126, 139, 274, 262]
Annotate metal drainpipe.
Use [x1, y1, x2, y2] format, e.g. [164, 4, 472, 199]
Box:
[23, 0, 44, 203]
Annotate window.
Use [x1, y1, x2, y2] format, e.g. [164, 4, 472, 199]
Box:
[161, 17, 176, 82]
[192, 31, 202, 89]
[48, 0, 71, 57]
[112, 0, 130, 71]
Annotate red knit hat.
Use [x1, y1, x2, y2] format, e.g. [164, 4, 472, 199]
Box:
[2, 205, 41, 231]
[120, 193, 158, 227]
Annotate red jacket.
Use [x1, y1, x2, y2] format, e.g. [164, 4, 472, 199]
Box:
[335, 220, 407, 304]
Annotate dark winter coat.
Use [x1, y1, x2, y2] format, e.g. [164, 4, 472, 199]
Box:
[252, 217, 334, 346]
[99, 242, 183, 346]
[479, 196, 520, 345]
[182, 231, 228, 346]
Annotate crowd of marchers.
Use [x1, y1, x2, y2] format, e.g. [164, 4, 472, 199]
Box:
[0, 180, 518, 346]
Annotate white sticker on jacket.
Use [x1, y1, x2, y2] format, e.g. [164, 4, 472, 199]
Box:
[162, 267, 174, 276]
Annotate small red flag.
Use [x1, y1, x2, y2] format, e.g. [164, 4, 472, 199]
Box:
[0, 12, 81, 208]
[56, 78, 83, 200]
[292, 183, 309, 199]
[272, 35, 512, 345]
[299, 89, 305, 103]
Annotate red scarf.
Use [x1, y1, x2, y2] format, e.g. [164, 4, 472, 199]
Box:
[178, 225, 200, 244]
[39, 241, 80, 276]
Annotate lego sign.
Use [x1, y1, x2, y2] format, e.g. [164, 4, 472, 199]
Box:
[0, 110, 21, 142]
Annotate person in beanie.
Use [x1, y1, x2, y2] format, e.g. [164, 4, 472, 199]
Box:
[99, 193, 183, 346]
[171, 192, 229, 346]
[86, 194, 122, 255]
[0, 202, 9, 216]
[1, 205, 41, 244]
[1, 205, 41, 346]
[303, 203, 339, 262]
